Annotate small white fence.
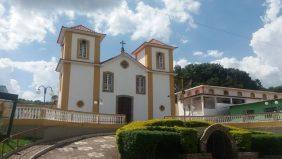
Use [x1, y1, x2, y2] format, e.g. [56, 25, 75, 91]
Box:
[165, 112, 282, 123]
[13, 106, 126, 124]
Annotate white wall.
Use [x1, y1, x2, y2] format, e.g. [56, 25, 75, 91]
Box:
[71, 33, 95, 62]
[100, 55, 148, 121]
[151, 47, 170, 72]
[68, 63, 94, 112]
[153, 73, 171, 118]
[137, 49, 145, 66]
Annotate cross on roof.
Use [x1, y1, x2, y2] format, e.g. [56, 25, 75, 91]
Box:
[120, 40, 126, 53]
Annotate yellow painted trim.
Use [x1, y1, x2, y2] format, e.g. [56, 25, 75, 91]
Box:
[60, 31, 72, 110]
[169, 75, 175, 116]
[2, 119, 124, 128]
[169, 49, 173, 72]
[145, 46, 153, 119]
[93, 37, 101, 113]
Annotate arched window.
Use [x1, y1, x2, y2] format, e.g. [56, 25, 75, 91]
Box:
[136, 75, 146, 94]
[263, 94, 267, 100]
[237, 92, 243, 97]
[274, 94, 278, 99]
[156, 52, 165, 70]
[77, 39, 89, 59]
[224, 90, 229, 96]
[103, 72, 114, 92]
[209, 89, 214, 94]
[250, 93, 255, 98]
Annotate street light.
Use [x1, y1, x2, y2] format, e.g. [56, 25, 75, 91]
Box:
[36, 85, 53, 105]
[264, 100, 279, 112]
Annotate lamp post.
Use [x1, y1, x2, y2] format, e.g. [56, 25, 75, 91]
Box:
[264, 100, 279, 112]
[36, 85, 53, 105]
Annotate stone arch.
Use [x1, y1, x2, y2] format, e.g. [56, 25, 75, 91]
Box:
[200, 124, 238, 159]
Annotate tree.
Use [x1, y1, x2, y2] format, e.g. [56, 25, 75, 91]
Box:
[174, 63, 264, 91]
[267, 86, 282, 93]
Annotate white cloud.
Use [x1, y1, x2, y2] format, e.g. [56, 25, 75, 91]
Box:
[91, 0, 200, 41]
[8, 79, 20, 94]
[180, 38, 188, 44]
[0, 57, 58, 100]
[262, 0, 282, 23]
[21, 91, 37, 101]
[207, 50, 224, 58]
[193, 50, 224, 58]
[174, 58, 190, 68]
[0, 0, 200, 50]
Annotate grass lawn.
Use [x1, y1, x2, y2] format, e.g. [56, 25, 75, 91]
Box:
[0, 138, 32, 155]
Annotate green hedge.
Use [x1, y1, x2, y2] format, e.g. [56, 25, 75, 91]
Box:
[117, 130, 181, 159]
[229, 130, 252, 152]
[251, 134, 282, 155]
[116, 119, 203, 158]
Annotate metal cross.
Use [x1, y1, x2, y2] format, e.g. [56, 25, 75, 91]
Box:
[120, 40, 126, 53]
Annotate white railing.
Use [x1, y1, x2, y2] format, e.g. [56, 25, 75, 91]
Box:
[13, 106, 126, 124]
[165, 112, 282, 123]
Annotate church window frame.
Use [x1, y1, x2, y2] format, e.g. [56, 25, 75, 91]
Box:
[156, 52, 165, 70]
[77, 39, 89, 59]
[103, 72, 114, 92]
[136, 75, 146, 94]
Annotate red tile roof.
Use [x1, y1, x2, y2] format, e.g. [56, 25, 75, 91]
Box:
[69, 25, 95, 33]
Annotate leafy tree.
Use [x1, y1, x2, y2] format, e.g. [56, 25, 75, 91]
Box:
[267, 86, 282, 93]
[174, 63, 264, 91]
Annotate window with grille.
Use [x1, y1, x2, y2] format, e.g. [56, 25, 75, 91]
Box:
[156, 52, 165, 70]
[103, 72, 114, 92]
[136, 75, 146, 94]
[78, 39, 88, 59]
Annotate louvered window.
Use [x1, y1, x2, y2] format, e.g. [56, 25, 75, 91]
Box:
[136, 75, 146, 94]
[103, 72, 114, 92]
[78, 39, 88, 59]
[156, 52, 165, 70]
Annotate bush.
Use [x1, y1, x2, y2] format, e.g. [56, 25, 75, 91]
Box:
[229, 130, 252, 152]
[117, 130, 181, 159]
[145, 126, 198, 153]
[184, 120, 211, 128]
[251, 134, 282, 155]
[145, 119, 185, 127]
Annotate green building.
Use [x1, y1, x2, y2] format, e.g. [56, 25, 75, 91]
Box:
[229, 99, 282, 115]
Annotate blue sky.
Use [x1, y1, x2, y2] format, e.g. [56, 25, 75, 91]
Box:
[0, 0, 281, 101]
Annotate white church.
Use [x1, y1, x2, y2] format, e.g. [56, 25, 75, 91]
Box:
[55, 25, 176, 122]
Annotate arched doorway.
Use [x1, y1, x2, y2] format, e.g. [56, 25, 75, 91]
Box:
[116, 96, 133, 123]
[206, 130, 233, 159]
[200, 124, 237, 159]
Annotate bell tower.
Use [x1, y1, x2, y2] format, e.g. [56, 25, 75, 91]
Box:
[56, 25, 105, 113]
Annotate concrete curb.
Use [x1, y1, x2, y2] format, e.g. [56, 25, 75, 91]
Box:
[30, 132, 115, 159]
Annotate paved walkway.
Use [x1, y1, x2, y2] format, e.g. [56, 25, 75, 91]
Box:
[39, 135, 118, 159]
[8, 142, 55, 159]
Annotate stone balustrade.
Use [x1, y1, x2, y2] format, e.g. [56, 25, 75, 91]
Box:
[11, 106, 126, 124]
[165, 112, 282, 123]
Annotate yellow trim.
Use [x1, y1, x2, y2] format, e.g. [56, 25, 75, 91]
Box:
[93, 37, 101, 113]
[169, 75, 175, 116]
[145, 46, 153, 119]
[60, 31, 72, 110]
[2, 119, 124, 128]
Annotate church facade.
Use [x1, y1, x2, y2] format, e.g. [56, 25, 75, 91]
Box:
[55, 25, 176, 122]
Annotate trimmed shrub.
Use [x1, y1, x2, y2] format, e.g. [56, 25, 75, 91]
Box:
[117, 130, 181, 159]
[144, 119, 185, 127]
[229, 130, 252, 152]
[251, 134, 282, 155]
[145, 126, 198, 153]
[184, 120, 211, 128]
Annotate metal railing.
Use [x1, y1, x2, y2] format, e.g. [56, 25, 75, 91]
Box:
[165, 112, 282, 123]
[0, 127, 43, 158]
[12, 106, 126, 125]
